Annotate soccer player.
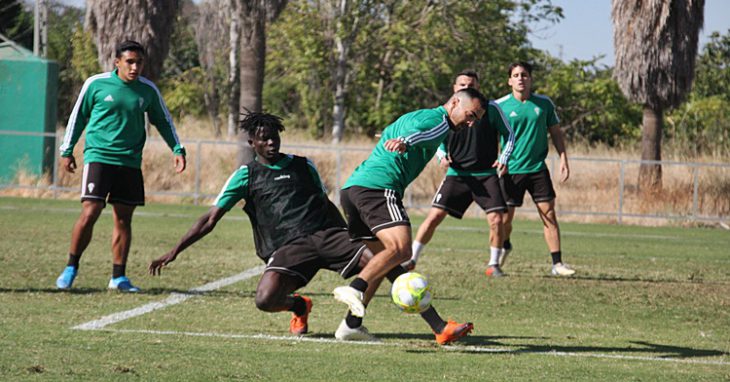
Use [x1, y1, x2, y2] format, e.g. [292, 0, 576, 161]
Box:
[495, 61, 575, 276]
[332, 88, 486, 341]
[55, 40, 186, 292]
[408, 70, 515, 277]
[150, 112, 469, 344]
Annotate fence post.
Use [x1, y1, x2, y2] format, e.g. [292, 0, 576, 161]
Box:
[692, 165, 699, 221]
[52, 131, 59, 199]
[618, 160, 625, 225]
[335, 146, 342, 207]
[194, 140, 202, 206]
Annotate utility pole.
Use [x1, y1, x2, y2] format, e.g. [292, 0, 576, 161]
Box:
[33, 0, 48, 58]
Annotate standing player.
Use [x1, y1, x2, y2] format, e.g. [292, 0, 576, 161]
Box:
[495, 62, 575, 276]
[55, 40, 186, 292]
[150, 112, 470, 344]
[408, 70, 515, 277]
[332, 88, 486, 343]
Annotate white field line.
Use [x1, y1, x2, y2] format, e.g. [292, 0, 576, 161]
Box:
[72, 265, 265, 330]
[94, 328, 730, 366]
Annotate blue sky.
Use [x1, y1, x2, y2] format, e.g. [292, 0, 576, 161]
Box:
[55, 0, 729, 67]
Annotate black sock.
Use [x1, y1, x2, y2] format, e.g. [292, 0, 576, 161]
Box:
[386, 265, 407, 282]
[420, 306, 446, 333]
[349, 277, 368, 293]
[67, 253, 81, 268]
[503, 240, 512, 251]
[551, 251, 562, 265]
[112, 264, 126, 279]
[345, 311, 363, 329]
[290, 295, 307, 316]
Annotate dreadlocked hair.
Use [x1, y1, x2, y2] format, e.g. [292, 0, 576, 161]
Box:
[239, 110, 285, 137]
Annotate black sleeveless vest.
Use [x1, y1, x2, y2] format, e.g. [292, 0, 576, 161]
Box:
[243, 155, 344, 261]
[446, 111, 500, 172]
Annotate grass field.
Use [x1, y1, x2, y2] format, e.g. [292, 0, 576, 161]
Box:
[1, 196, 728, 381]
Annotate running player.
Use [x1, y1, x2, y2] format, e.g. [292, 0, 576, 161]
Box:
[408, 70, 515, 277]
[495, 61, 575, 276]
[332, 88, 487, 343]
[55, 40, 186, 292]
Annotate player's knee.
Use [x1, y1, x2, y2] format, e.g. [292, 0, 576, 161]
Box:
[254, 290, 280, 312]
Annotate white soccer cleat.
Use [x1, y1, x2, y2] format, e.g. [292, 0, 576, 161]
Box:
[333, 286, 366, 317]
[498, 247, 511, 268]
[334, 319, 380, 342]
[551, 262, 576, 276]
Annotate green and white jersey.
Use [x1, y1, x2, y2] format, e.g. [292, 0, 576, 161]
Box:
[343, 106, 450, 196]
[214, 154, 325, 211]
[59, 69, 185, 169]
[495, 93, 559, 174]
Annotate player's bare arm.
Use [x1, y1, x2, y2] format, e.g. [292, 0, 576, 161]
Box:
[548, 124, 569, 182]
[149, 206, 227, 275]
[61, 155, 77, 174]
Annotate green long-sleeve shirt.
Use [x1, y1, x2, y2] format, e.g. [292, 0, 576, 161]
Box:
[59, 69, 185, 169]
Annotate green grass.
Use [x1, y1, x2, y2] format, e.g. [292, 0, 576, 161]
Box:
[1, 196, 728, 381]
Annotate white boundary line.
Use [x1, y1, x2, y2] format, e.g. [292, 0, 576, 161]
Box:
[73, 266, 265, 330]
[92, 328, 730, 366]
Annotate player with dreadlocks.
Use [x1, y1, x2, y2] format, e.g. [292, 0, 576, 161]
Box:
[150, 111, 474, 344]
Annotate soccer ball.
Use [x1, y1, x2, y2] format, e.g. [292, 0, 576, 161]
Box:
[391, 272, 432, 314]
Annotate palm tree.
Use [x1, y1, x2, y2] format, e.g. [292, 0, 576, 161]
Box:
[85, 0, 178, 82]
[612, 0, 704, 191]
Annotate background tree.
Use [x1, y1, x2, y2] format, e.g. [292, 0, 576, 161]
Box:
[612, 0, 705, 190]
[0, 0, 33, 49]
[85, 0, 179, 81]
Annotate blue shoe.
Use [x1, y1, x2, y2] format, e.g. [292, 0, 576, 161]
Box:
[56, 266, 78, 289]
[108, 276, 140, 293]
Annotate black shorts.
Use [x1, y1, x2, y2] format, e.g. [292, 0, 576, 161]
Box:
[266, 227, 368, 285]
[432, 175, 507, 218]
[500, 168, 556, 207]
[81, 162, 145, 206]
[340, 186, 410, 241]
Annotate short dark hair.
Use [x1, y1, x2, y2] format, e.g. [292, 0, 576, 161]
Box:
[454, 87, 488, 109]
[507, 61, 533, 77]
[454, 69, 479, 83]
[115, 40, 145, 58]
[239, 110, 285, 137]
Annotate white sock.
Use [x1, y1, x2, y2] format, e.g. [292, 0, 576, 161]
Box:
[488, 246, 501, 266]
[411, 241, 425, 263]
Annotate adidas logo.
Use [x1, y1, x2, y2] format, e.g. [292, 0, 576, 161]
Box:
[509, 111, 518, 117]
[104, 94, 114, 102]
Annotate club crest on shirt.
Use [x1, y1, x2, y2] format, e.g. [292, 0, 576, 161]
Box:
[274, 174, 291, 181]
[139, 97, 144, 108]
[534, 107, 541, 116]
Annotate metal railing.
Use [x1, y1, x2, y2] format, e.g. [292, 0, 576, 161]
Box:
[2, 130, 729, 225]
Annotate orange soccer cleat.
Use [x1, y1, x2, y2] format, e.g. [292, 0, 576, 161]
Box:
[435, 320, 474, 345]
[289, 294, 313, 335]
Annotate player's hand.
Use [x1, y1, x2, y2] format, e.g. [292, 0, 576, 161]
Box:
[439, 156, 451, 169]
[384, 138, 407, 154]
[493, 160, 508, 178]
[61, 156, 77, 174]
[560, 158, 570, 183]
[149, 252, 178, 276]
[174, 155, 187, 173]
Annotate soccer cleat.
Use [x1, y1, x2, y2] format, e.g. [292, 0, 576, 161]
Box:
[435, 320, 474, 345]
[56, 266, 78, 289]
[498, 247, 511, 268]
[485, 265, 505, 277]
[290, 294, 313, 335]
[108, 276, 140, 292]
[333, 286, 366, 317]
[551, 262, 576, 276]
[334, 319, 380, 342]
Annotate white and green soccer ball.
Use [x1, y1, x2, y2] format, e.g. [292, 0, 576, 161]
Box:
[391, 272, 432, 314]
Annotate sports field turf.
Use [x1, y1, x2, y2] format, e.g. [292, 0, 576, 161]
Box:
[1, 196, 728, 381]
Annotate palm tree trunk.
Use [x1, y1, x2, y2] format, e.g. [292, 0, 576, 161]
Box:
[639, 105, 663, 191]
[236, 10, 265, 166]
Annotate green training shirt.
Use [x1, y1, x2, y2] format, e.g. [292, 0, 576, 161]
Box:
[343, 106, 450, 196]
[214, 154, 325, 211]
[495, 93, 559, 174]
[59, 69, 185, 169]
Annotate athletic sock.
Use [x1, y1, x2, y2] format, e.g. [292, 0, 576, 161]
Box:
[420, 306, 446, 334]
[488, 246, 501, 266]
[345, 311, 363, 329]
[66, 253, 81, 268]
[349, 277, 368, 293]
[112, 264, 126, 279]
[550, 251, 562, 265]
[411, 241, 425, 263]
[503, 239, 512, 251]
[386, 265, 407, 282]
[290, 295, 307, 316]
